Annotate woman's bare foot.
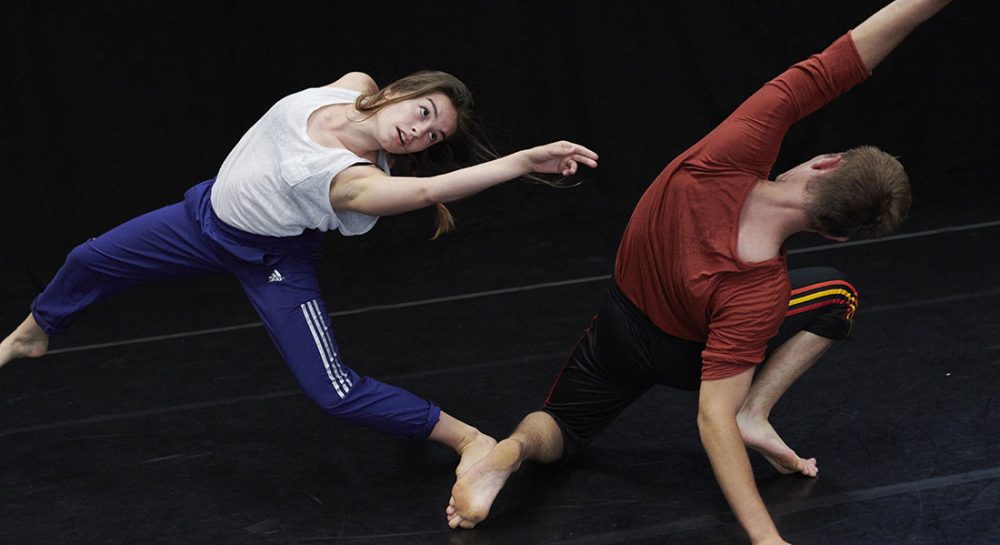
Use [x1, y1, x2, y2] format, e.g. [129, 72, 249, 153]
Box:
[427, 411, 497, 477]
[0, 314, 49, 369]
[455, 430, 497, 477]
[737, 410, 818, 477]
[447, 439, 522, 529]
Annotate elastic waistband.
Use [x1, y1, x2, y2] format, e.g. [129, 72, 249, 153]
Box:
[607, 280, 660, 333]
[608, 280, 702, 347]
[184, 179, 323, 262]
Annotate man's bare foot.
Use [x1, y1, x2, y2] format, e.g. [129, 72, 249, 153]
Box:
[455, 431, 497, 477]
[0, 315, 49, 369]
[737, 410, 818, 477]
[446, 439, 522, 529]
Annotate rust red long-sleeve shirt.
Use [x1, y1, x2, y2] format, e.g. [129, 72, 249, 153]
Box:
[614, 33, 870, 381]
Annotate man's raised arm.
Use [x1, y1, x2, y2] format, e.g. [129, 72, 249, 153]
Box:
[852, 0, 953, 71]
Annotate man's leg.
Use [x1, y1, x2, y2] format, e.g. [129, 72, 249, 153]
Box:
[738, 331, 831, 476]
[448, 283, 664, 529]
[737, 266, 858, 476]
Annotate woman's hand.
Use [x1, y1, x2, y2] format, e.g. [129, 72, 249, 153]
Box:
[520, 141, 599, 176]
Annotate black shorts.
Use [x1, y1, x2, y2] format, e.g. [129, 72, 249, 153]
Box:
[541, 266, 858, 456]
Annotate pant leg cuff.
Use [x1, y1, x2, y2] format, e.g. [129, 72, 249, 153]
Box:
[417, 403, 442, 440]
[30, 299, 65, 336]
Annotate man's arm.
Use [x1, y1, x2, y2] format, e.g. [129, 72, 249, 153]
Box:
[698, 370, 788, 545]
[852, 0, 953, 71]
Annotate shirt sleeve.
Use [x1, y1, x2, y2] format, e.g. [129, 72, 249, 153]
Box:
[701, 268, 790, 381]
[691, 32, 870, 178]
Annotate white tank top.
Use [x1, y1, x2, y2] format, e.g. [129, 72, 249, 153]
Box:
[211, 87, 390, 237]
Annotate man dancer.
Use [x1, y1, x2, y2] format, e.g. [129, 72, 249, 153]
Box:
[447, 1, 953, 543]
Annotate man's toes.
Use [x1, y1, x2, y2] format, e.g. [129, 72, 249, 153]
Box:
[801, 457, 818, 477]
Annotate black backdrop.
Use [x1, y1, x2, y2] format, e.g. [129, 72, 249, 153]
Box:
[3, 0, 998, 307]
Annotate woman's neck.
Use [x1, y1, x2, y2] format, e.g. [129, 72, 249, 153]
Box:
[307, 103, 381, 160]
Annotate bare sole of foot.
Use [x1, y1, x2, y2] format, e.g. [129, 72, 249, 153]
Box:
[456, 433, 497, 477]
[447, 439, 522, 529]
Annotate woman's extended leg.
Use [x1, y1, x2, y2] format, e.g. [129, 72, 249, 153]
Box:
[1, 198, 226, 368]
[233, 255, 493, 470]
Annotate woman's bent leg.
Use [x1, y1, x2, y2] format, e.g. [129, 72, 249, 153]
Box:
[236, 256, 454, 440]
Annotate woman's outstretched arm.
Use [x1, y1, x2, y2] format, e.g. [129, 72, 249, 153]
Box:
[329, 141, 598, 217]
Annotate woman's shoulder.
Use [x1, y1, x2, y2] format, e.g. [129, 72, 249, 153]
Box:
[325, 72, 378, 94]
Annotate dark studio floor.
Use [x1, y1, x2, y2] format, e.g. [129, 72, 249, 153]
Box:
[2, 195, 999, 545]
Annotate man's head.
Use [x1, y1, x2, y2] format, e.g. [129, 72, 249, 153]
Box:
[802, 145, 911, 240]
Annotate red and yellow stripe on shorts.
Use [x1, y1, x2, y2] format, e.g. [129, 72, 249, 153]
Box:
[786, 278, 859, 320]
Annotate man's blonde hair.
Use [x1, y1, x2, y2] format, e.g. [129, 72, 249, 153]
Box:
[806, 146, 911, 239]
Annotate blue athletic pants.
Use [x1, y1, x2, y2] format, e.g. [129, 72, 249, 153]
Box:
[31, 180, 441, 440]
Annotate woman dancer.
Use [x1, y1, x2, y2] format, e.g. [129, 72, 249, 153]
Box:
[0, 69, 598, 475]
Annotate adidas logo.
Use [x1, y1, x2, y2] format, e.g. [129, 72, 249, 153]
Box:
[267, 269, 284, 283]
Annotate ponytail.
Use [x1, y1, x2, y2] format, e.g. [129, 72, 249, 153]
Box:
[431, 203, 455, 240]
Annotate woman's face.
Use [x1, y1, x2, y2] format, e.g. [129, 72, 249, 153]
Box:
[375, 92, 458, 154]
